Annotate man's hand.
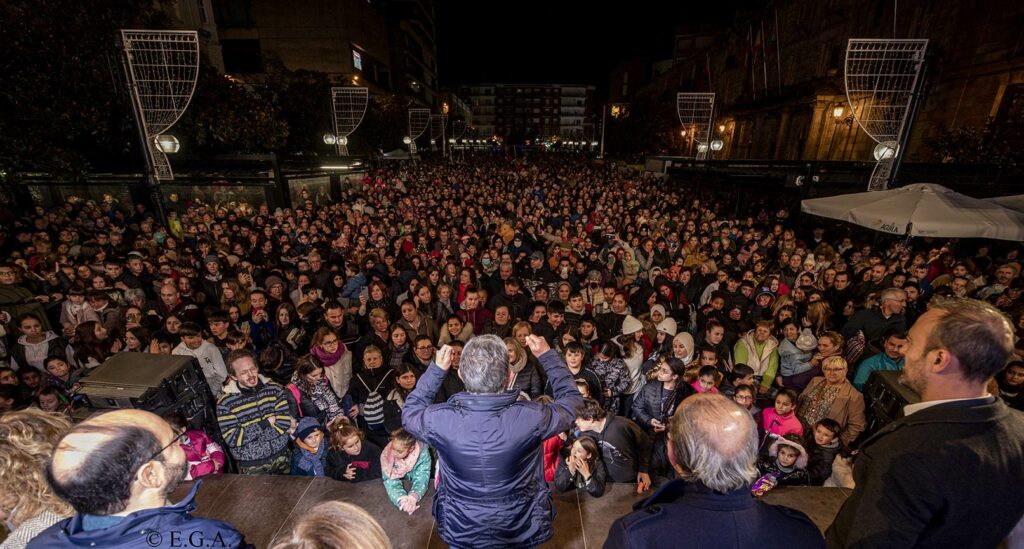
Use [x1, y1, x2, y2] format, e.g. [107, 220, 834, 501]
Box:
[435, 344, 453, 371]
[637, 472, 651, 493]
[524, 334, 550, 358]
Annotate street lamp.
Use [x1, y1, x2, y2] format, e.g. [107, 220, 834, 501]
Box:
[338, 136, 348, 146]
[718, 124, 726, 133]
[832, 105, 845, 119]
[403, 136, 412, 145]
[873, 140, 899, 161]
[710, 139, 724, 151]
[323, 133, 337, 145]
[154, 134, 180, 154]
[697, 142, 709, 154]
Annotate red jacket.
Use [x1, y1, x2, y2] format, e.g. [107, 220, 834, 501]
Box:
[542, 435, 565, 483]
[181, 430, 226, 480]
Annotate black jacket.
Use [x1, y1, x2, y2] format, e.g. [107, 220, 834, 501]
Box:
[807, 441, 842, 486]
[582, 414, 650, 483]
[326, 441, 382, 482]
[826, 397, 1024, 548]
[605, 480, 823, 549]
[553, 453, 607, 497]
[630, 380, 695, 432]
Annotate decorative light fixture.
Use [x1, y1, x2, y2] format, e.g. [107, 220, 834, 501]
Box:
[832, 105, 846, 119]
[697, 142, 709, 154]
[430, 138, 436, 145]
[323, 133, 337, 145]
[710, 139, 724, 151]
[338, 136, 348, 146]
[680, 129, 687, 137]
[403, 136, 412, 145]
[591, 141, 598, 146]
[154, 134, 180, 154]
[718, 124, 726, 133]
[873, 140, 899, 161]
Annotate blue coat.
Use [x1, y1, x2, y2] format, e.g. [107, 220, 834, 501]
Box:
[605, 479, 823, 549]
[402, 350, 583, 549]
[28, 481, 252, 549]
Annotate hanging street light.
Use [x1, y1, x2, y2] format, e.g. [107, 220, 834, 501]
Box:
[873, 140, 899, 161]
[323, 133, 337, 145]
[154, 134, 180, 154]
[710, 139, 724, 151]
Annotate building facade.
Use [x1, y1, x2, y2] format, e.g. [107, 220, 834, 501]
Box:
[460, 83, 596, 142]
[642, 0, 1024, 163]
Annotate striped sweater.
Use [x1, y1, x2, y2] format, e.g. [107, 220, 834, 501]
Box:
[216, 375, 293, 466]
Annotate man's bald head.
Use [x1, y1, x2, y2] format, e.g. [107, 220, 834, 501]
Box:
[667, 393, 758, 493]
[47, 409, 181, 516]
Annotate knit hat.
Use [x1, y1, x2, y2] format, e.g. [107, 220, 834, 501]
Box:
[530, 250, 545, 261]
[204, 254, 220, 265]
[656, 318, 677, 337]
[294, 416, 322, 442]
[264, 275, 286, 290]
[621, 315, 643, 335]
[769, 435, 809, 469]
[795, 329, 818, 352]
[650, 304, 667, 318]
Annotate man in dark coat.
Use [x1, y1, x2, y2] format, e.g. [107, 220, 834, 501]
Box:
[31, 409, 251, 548]
[826, 297, 1024, 548]
[403, 334, 582, 549]
[605, 393, 823, 549]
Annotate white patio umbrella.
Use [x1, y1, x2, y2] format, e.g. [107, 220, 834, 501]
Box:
[801, 183, 1024, 241]
[987, 194, 1024, 213]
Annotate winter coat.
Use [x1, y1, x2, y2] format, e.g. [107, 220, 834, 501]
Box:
[797, 377, 866, 447]
[508, 355, 545, 399]
[9, 333, 68, 372]
[402, 350, 583, 549]
[808, 441, 842, 486]
[382, 441, 432, 507]
[778, 339, 814, 378]
[180, 430, 225, 481]
[581, 414, 651, 483]
[27, 481, 251, 549]
[760, 408, 804, 438]
[590, 357, 630, 412]
[631, 380, 695, 431]
[553, 453, 607, 497]
[756, 457, 811, 486]
[326, 441, 382, 482]
[605, 480, 824, 548]
[733, 331, 779, 390]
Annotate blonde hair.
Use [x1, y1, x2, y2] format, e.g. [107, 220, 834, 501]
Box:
[270, 501, 392, 549]
[822, 355, 848, 371]
[0, 408, 74, 527]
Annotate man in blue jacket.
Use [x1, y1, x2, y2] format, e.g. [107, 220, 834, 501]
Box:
[403, 334, 582, 549]
[30, 409, 250, 548]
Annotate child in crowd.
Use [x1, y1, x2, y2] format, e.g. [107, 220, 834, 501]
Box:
[575, 379, 592, 399]
[554, 435, 607, 497]
[327, 423, 382, 482]
[290, 416, 328, 477]
[732, 384, 760, 417]
[719, 363, 755, 396]
[589, 342, 630, 413]
[807, 418, 843, 486]
[756, 434, 810, 486]
[381, 428, 432, 515]
[760, 388, 803, 438]
[691, 365, 720, 394]
[163, 412, 225, 481]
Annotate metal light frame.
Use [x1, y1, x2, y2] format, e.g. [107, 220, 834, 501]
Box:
[844, 39, 928, 191]
[676, 93, 715, 160]
[330, 87, 368, 156]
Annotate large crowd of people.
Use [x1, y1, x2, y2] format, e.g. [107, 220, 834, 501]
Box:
[1, 155, 1023, 547]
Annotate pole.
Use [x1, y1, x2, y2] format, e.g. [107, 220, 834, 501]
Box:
[775, 9, 783, 94]
[886, 58, 927, 189]
[598, 104, 607, 159]
[119, 40, 167, 227]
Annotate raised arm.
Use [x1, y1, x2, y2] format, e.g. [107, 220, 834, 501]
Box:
[525, 335, 584, 440]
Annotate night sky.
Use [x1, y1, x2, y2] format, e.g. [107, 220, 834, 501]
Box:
[436, 1, 744, 93]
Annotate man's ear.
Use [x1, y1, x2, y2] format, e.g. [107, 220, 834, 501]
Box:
[136, 459, 166, 490]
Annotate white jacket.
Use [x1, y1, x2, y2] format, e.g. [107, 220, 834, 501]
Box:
[173, 340, 228, 397]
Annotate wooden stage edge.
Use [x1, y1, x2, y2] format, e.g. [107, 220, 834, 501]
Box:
[171, 474, 849, 548]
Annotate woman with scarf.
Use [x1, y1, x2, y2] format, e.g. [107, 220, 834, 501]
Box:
[286, 354, 352, 426]
[504, 337, 544, 399]
[381, 428, 432, 515]
[386, 323, 416, 370]
[797, 356, 866, 448]
[310, 327, 353, 403]
[383, 365, 418, 432]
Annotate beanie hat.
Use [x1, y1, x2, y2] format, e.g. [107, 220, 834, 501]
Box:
[656, 318, 677, 337]
[264, 275, 286, 290]
[294, 416, 322, 442]
[621, 315, 643, 335]
[204, 254, 220, 265]
[795, 329, 818, 352]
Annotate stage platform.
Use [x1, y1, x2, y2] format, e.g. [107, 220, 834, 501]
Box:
[170, 475, 849, 548]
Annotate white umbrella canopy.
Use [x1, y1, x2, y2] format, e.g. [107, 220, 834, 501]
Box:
[987, 194, 1024, 213]
[801, 183, 1024, 241]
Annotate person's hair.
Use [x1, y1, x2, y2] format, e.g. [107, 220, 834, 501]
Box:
[0, 409, 74, 527]
[596, 341, 620, 360]
[925, 297, 1015, 382]
[15, 312, 43, 330]
[564, 341, 584, 357]
[697, 365, 718, 381]
[363, 345, 383, 360]
[512, 320, 532, 337]
[575, 398, 607, 421]
[804, 301, 832, 335]
[879, 287, 907, 305]
[459, 334, 509, 394]
[728, 363, 755, 382]
[206, 309, 230, 324]
[668, 393, 758, 493]
[733, 384, 755, 398]
[45, 420, 164, 515]
[413, 335, 433, 349]
[503, 336, 526, 366]
[368, 307, 388, 324]
[74, 321, 109, 366]
[329, 423, 365, 451]
[226, 349, 257, 375]
[162, 411, 188, 432]
[312, 327, 338, 348]
[269, 501, 392, 549]
[815, 418, 842, 438]
[389, 427, 416, 448]
[178, 321, 203, 338]
[776, 388, 798, 404]
[662, 357, 686, 378]
[818, 331, 845, 350]
[294, 354, 325, 391]
[705, 319, 723, 333]
[573, 435, 601, 469]
[882, 328, 908, 343]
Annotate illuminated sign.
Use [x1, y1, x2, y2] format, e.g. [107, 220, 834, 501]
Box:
[352, 50, 363, 71]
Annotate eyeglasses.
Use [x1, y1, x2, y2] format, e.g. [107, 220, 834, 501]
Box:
[321, 339, 339, 347]
[823, 367, 847, 373]
[415, 345, 434, 351]
[140, 432, 188, 471]
[734, 395, 754, 401]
